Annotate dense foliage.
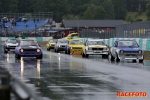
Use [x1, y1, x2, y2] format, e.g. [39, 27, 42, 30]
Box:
[0, 0, 150, 22]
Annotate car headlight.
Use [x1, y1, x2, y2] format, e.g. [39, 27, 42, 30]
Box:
[20, 49, 24, 52]
[120, 50, 124, 54]
[104, 48, 108, 50]
[70, 47, 72, 49]
[7, 45, 9, 47]
[37, 49, 41, 52]
[139, 50, 142, 54]
[88, 47, 91, 50]
[58, 45, 60, 47]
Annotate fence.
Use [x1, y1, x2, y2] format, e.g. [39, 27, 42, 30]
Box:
[0, 12, 53, 20]
[79, 21, 150, 39]
[116, 21, 150, 38]
[79, 29, 116, 39]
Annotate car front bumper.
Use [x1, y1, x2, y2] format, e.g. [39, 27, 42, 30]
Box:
[118, 55, 144, 60]
[19, 52, 42, 57]
[86, 50, 109, 55]
[57, 47, 66, 51]
[5, 46, 17, 50]
[48, 46, 54, 49]
[70, 49, 82, 54]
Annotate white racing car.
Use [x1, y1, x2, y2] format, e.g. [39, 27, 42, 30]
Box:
[82, 39, 109, 58]
[3, 38, 19, 53]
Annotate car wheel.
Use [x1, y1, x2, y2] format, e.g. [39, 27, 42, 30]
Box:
[47, 48, 50, 51]
[85, 54, 89, 58]
[16, 54, 21, 59]
[85, 51, 89, 58]
[68, 49, 70, 55]
[37, 54, 43, 59]
[115, 52, 120, 62]
[4, 49, 8, 53]
[65, 50, 67, 54]
[139, 59, 143, 63]
[15, 53, 17, 58]
[82, 52, 85, 57]
[56, 49, 59, 53]
[109, 52, 115, 61]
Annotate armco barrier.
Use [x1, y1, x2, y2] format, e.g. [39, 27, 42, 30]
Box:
[1, 37, 150, 51]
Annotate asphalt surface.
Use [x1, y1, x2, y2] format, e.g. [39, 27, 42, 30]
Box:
[0, 44, 150, 100]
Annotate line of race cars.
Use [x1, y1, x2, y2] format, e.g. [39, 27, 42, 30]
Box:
[46, 37, 144, 63]
[3, 33, 144, 63]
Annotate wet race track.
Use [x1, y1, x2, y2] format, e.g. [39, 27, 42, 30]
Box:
[1, 43, 150, 100]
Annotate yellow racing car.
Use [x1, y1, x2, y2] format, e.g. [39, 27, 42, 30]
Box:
[65, 39, 84, 54]
[46, 39, 57, 51]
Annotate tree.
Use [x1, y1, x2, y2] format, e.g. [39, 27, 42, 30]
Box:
[0, 0, 10, 13]
[92, 5, 106, 19]
[89, 0, 105, 6]
[112, 0, 127, 20]
[83, 4, 96, 19]
[126, 0, 147, 12]
[146, 1, 150, 20]
[102, 0, 115, 19]
[62, 14, 80, 20]
[9, 0, 19, 13]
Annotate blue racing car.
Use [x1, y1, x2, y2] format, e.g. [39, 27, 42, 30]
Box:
[15, 39, 43, 59]
[109, 40, 144, 62]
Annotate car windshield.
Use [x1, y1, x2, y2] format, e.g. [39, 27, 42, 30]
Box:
[117, 41, 138, 47]
[88, 41, 105, 45]
[7, 39, 18, 43]
[72, 36, 79, 39]
[70, 41, 83, 45]
[57, 40, 68, 43]
[20, 40, 38, 46]
[49, 39, 57, 43]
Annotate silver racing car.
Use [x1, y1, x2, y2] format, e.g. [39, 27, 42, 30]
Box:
[4, 38, 19, 53]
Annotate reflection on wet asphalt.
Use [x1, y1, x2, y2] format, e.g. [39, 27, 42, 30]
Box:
[0, 44, 150, 100]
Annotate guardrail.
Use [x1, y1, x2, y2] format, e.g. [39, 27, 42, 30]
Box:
[0, 37, 150, 51]
[0, 68, 41, 100]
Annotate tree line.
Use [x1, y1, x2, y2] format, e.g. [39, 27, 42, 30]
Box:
[0, 0, 150, 22]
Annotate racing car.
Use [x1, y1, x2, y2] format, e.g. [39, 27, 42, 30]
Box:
[109, 40, 144, 62]
[4, 38, 19, 53]
[82, 39, 109, 58]
[15, 39, 43, 59]
[46, 39, 57, 51]
[54, 39, 68, 53]
[65, 39, 84, 54]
